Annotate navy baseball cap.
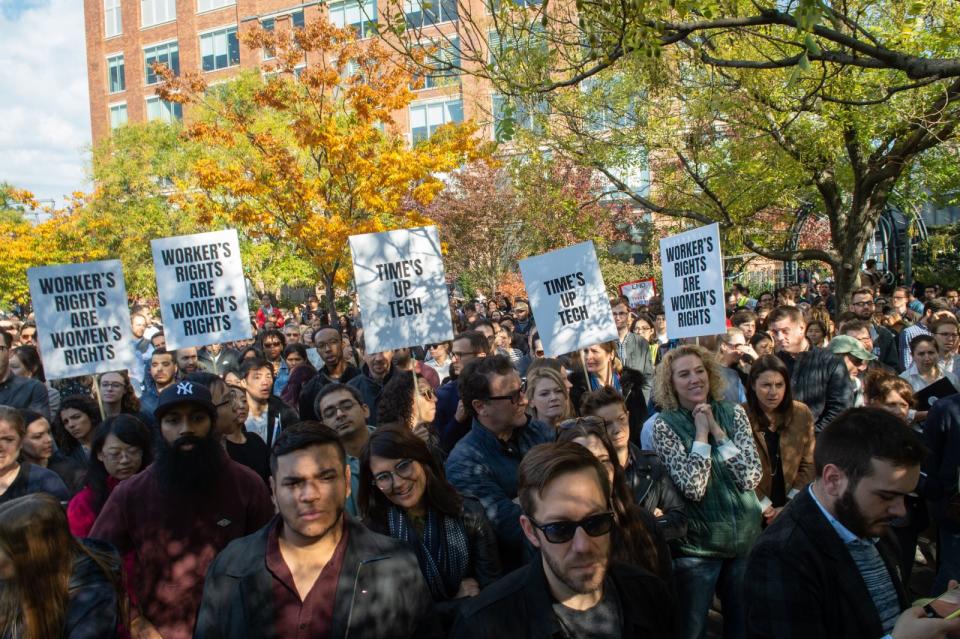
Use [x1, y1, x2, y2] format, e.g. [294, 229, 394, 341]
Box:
[154, 380, 216, 422]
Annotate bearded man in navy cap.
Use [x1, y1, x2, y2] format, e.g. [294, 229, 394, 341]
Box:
[91, 380, 275, 639]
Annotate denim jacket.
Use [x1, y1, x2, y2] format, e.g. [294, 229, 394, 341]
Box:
[445, 417, 553, 570]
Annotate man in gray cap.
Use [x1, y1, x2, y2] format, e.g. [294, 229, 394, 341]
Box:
[91, 380, 274, 639]
[829, 335, 878, 407]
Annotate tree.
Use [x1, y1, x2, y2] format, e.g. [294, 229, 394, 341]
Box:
[158, 17, 490, 321]
[379, 0, 960, 307]
[421, 154, 637, 295]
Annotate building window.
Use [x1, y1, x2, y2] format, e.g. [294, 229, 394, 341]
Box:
[109, 103, 128, 129]
[410, 98, 463, 144]
[144, 41, 180, 85]
[328, 0, 377, 39]
[261, 18, 276, 60]
[141, 0, 176, 28]
[414, 38, 460, 89]
[492, 94, 547, 139]
[104, 0, 122, 37]
[200, 26, 240, 72]
[198, 0, 235, 12]
[405, 0, 456, 28]
[146, 96, 183, 123]
[291, 9, 305, 29]
[107, 54, 126, 93]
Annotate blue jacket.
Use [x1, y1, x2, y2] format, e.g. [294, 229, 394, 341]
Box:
[434, 379, 469, 452]
[445, 417, 553, 570]
[347, 364, 396, 424]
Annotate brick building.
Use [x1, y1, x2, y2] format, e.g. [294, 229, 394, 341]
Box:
[82, 0, 505, 147]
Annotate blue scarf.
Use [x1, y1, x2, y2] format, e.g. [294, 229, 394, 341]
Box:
[387, 505, 469, 600]
[589, 371, 621, 392]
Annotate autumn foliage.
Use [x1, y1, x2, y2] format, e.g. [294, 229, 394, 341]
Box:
[158, 17, 490, 316]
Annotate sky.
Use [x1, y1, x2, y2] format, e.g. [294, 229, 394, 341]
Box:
[0, 0, 91, 205]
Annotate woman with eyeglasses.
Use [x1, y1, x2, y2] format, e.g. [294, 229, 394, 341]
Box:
[358, 425, 502, 630]
[67, 415, 152, 537]
[743, 356, 815, 527]
[555, 417, 672, 582]
[377, 372, 445, 460]
[652, 344, 762, 639]
[524, 366, 573, 429]
[97, 370, 155, 427]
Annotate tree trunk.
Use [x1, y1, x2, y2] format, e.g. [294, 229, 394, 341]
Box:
[322, 272, 339, 327]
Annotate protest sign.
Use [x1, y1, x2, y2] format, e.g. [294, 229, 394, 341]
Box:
[519, 241, 618, 357]
[349, 225, 453, 353]
[152, 229, 252, 350]
[658, 222, 726, 339]
[27, 260, 137, 379]
[619, 278, 656, 309]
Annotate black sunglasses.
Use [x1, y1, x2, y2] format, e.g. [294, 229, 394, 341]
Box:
[486, 381, 527, 404]
[528, 511, 616, 544]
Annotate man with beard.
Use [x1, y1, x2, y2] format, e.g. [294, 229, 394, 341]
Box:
[194, 423, 440, 638]
[298, 326, 361, 421]
[90, 381, 273, 639]
[139, 348, 178, 418]
[175, 346, 201, 376]
[450, 442, 675, 638]
[744, 407, 959, 639]
[446, 355, 554, 570]
[849, 287, 901, 371]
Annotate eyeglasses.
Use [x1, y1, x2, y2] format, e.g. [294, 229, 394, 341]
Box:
[851, 301, 875, 308]
[936, 332, 960, 339]
[527, 511, 616, 544]
[372, 458, 416, 490]
[102, 447, 143, 463]
[451, 350, 477, 359]
[320, 399, 358, 420]
[419, 387, 436, 400]
[487, 383, 526, 404]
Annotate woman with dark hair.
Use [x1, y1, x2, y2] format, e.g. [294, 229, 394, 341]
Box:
[9, 344, 60, 415]
[54, 395, 102, 466]
[358, 426, 501, 629]
[555, 417, 672, 582]
[239, 345, 264, 361]
[66, 414, 153, 537]
[17, 410, 85, 495]
[0, 494, 123, 638]
[0, 407, 69, 504]
[743, 355, 815, 526]
[377, 373, 444, 463]
[279, 344, 316, 408]
[750, 331, 775, 357]
[804, 319, 830, 349]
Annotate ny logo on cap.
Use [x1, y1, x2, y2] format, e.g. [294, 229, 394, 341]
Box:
[176, 382, 194, 396]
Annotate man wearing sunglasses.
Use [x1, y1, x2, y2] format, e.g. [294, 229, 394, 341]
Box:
[450, 442, 675, 638]
[445, 355, 553, 570]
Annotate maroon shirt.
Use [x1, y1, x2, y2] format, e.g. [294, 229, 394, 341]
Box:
[266, 519, 349, 638]
[90, 454, 274, 639]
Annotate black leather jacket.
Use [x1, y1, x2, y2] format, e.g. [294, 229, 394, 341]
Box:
[624, 444, 688, 542]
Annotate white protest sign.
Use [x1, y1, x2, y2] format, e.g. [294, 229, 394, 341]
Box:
[349, 225, 454, 353]
[658, 222, 726, 339]
[619, 278, 656, 309]
[519, 241, 618, 357]
[27, 260, 138, 379]
[152, 229, 252, 350]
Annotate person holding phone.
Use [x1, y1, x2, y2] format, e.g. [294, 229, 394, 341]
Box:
[745, 407, 960, 638]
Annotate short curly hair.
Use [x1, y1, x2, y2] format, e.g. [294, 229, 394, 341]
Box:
[652, 344, 726, 411]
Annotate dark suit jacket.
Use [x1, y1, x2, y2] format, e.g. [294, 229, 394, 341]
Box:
[194, 515, 442, 639]
[872, 323, 902, 373]
[744, 488, 907, 639]
[450, 556, 676, 639]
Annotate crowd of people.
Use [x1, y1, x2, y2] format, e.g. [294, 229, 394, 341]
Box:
[1, 277, 960, 638]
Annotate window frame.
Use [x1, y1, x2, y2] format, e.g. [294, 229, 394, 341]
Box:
[106, 53, 126, 94]
[108, 102, 128, 129]
[145, 95, 183, 123]
[141, 0, 177, 29]
[197, 0, 236, 14]
[104, 0, 122, 38]
[199, 25, 241, 73]
[143, 39, 180, 86]
[327, 0, 377, 39]
[409, 96, 464, 144]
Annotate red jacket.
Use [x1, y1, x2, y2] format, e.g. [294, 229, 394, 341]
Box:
[256, 306, 284, 328]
